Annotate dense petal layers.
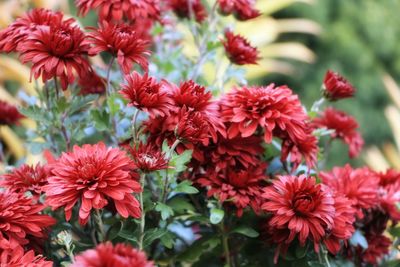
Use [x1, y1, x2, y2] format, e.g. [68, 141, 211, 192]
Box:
[0, 100, 23, 126]
[222, 30, 259, 65]
[323, 70, 356, 101]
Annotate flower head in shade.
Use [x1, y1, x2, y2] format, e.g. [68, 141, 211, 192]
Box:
[323, 70, 355, 101]
[222, 30, 259, 65]
[72, 242, 153, 267]
[78, 69, 106, 95]
[320, 164, 379, 218]
[198, 164, 266, 216]
[261, 175, 335, 261]
[0, 191, 55, 251]
[359, 234, 391, 265]
[0, 247, 52, 267]
[0, 100, 24, 126]
[376, 169, 400, 221]
[18, 22, 91, 90]
[43, 142, 141, 225]
[0, 8, 70, 53]
[218, 0, 261, 20]
[168, 0, 207, 23]
[120, 72, 173, 118]
[312, 107, 364, 158]
[0, 163, 50, 199]
[176, 108, 210, 144]
[127, 142, 168, 173]
[76, 0, 161, 22]
[86, 21, 150, 74]
[323, 194, 356, 255]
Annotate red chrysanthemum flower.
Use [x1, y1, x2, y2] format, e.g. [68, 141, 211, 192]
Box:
[312, 107, 364, 158]
[0, 100, 24, 126]
[86, 21, 150, 74]
[43, 142, 141, 225]
[119, 72, 174, 118]
[18, 22, 91, 90]
[320, 164, 379, 218]
[71, 242, 153, 267]
[0, 8, 70, 53]
[78, 69, 106, 95]
[0, 247, 52, 267]
[168, 0, 207, 23]
[377, 168, 400, 187]
[127, 142, 168, 173]
[0, 191, 55, 252]
[222, 30, 259, 65]
[198, 164, 266, 216]
[375, 169, 400, 221]
[0, 163, 50, 199]
[360, 234, 391, 265]
[261, 175, 335, 261]
[323, 194, 356, 255]
[176, 108, 210, 144]
[218, 0, 261, 21]
[323, 70, 356, 101]
[76, 0, 161, 22]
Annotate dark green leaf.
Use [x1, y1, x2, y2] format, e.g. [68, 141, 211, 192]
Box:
[174, 180, 199, 194]
[231, 226, 259, 238]
[168, 196, 196, 213]
[160, 232, 175, 249]
[176, 236, 220, 263]
[106, 221, 123, 241]
[90, 109, 109, 131]
[170, 149, 193, 173]
[155, 202, 174, 220]
[143, 228, 168, 248]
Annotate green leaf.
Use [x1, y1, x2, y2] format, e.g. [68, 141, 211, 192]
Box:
[389, 226, 400, 237]
[209, 208, 224, 224]
[90, 109, 109, 131]
[107, 93, 122, 116]
[155, 202, 174, 220]
[170, 149, 193, 173]
[69, 95, 96, 114]
[177, 236, 220, 263]
[295, 244, 308, 259]
[143, 228, 168, 248]
[118, 230, 138, 245]
[174, 180, 199, 194]
[349, 230, 368, 249]
[106, 221, 123, 241]
[231, 226, 259, 238]
[168, 196, 196, 213]
[19, 106, 51, 123]
[160, 231, 175, 249]
[308, 261, 325, 267]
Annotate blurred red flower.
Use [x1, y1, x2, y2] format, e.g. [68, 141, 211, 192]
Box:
[376, 169, 400, 221]
[262, 175, 335, 261]
[18, 22, 91, 90]
[312, 107, 364, 158]
[0, 247, 52, 267]
[323, 70, 355, 101]
[168, 0, 207, 23]
[0, 191, 55, 251]
[320, 164, 379, 218]
[127, 142, 168, 173]
[222, 30, 259, 65]
[76, 0, 161, 22]
[72, 242, 153, 267]
[0, 100, 24, 126]
[78, 69, 106, 95]
[120, 72, 174, 118]
[360, 234, 391, 265]
[86, 21, 150, 74]
[44, 142, 141, 225]
[218, 0, 260, 20]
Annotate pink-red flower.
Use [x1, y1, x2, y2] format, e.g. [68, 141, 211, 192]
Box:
[0, 100, 23, 126]
[0, 163, 50, 199]
[261, 175, 335, 261]
[18, 22, 91, 90]
[176, 108, 210, 143]
[78, 69, 106, 95]
[86, 21, 150, 74]
[218, 0, 261, 20]
[127, 142, 168, 173]
[76, 0, 162, 22]
[168, 0, 207, 23]
[323, 70, 355, 101]
[312, 107, 364, 158]
[43, 142, 141, 225]
[198, 164, 266, 216]
[376, 169, 400, 221]
[120, 72, 174, 118]
[320, 164, 379, 218]
[360, 234, 391, 265]
[0, 247, 52, 267]
[0, 191, 55, 252]
[222, 30, 259, 65]
[72, 242, 153, 267]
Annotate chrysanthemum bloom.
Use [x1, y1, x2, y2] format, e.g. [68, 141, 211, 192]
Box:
[0, 191, 55, 251]
[0, 163, 50, 199]
[120, 72, 174, 118]
[72, 242, 153, 267]
[320, 164, 379, 218]
[198, 164, 266, 216]
[0, 100, 23, 126]
[168, 0, 207, 23]
[127, 142, 168, 173]
[261, 175, 335, 260]
[76, 0, 161, 22]
[312, 107, 364, 158]
[323, 70, 355, 101]
[18, 22, 91, 90]
[359, 234, 391, 265]
[323, 194, 356, 255]
[218, 0, 260, 20]
[0, 247, 53, 267]
[222, 30, 259, 65]
[86, 21, 150, 74]
[377, 168, 400, 187]
[78, 69, 106, 95]
[376, 170, 400, 221]
[0, 8, 69, 53]
[175, 108, 210, 144]
[43, 142, 141, 225]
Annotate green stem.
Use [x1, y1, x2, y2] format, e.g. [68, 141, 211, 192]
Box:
[132, 109, 140, 145]
[94, 209, 105, 242]
[138, 172, 146, 250]
[161, 139, 181, 203]
[323, 249, 331, 267]
[221, 224, 232, 267]
[106, 57, 115, 97]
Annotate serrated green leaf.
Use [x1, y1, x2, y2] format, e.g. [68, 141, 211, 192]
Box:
[160, 231, 174, 249]
[118, 230, 138, 245]
[174, 180, 199, 194]
[106, 221, 123, 241]
[210, 208, 224, 224]
[231, 226, 259, 238]
[19, 106, 51, 123]
[90, 109, 109, 131]
[389, 226, 400, 237]
[155, 202, 174, 220]
[170, 149, 193, 173]
[168, 196, 196, 213]
[176, 236, 220, 263]
[143, 228, 168, 248]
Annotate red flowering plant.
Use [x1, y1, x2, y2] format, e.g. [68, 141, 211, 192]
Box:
[0, 2, 399, 267]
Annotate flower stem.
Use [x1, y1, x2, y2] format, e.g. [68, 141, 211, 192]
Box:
[322, 248, 332, 267]
[138, 172, 146, 250]
[106, 57, 115, 97]
[220, 222, 232, 267]
[94, 209, 105, 242]
[161, 139, 180, 203]
[132, 109, 140, 145]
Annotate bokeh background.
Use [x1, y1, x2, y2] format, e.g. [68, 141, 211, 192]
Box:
[1, 0, 399, 171]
